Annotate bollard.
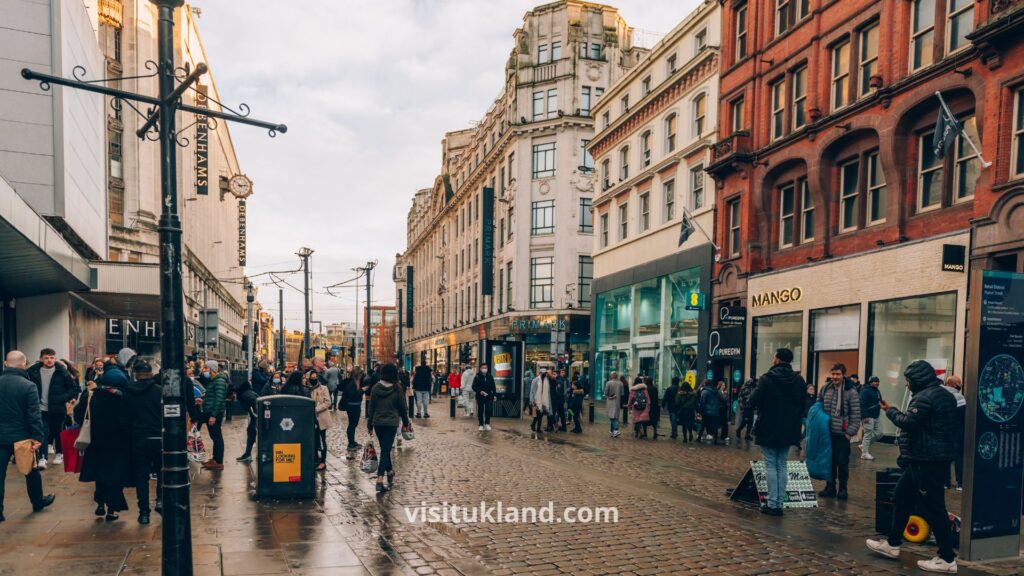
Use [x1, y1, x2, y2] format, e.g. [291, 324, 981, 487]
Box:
[450, 396, 456, 418]
[588, 401, 595, 423]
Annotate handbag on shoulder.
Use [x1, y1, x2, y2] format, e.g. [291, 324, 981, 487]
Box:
[74, 392, 93, 451]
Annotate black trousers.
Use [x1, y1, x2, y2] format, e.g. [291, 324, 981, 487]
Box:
[316, 427, 327, 464]
[551, 403, 566, 430]
[736, 413, 755, 437]
[569, 404, 583, 432]
[38, 411, 66, 460]
[476, 397, 492, 425]
[130, 437, 162, 513]
[208, 417, 224, 464]
[829, 434, 851, 488]
[95, 482, 128, 512]
[0, 443, 44, 513]
[243, 412, 257, 457]
[888, 462, 956, 563]
[373, 425, 397, 476]
[344, 403, 362, 447]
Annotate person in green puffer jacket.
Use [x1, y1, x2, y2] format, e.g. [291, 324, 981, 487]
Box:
[201, 360, 229, 470]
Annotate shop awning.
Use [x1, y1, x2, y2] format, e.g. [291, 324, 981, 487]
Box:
[0, 176, 92, 298]
[78, 262, 161, 320]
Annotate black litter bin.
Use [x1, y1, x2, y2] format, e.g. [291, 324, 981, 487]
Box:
[875, 467, 902, 533]
[255, 395, 316, 499]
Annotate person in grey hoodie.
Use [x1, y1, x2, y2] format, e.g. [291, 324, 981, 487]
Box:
[818, 363, 861, 500]
[366, 363, 410, 493]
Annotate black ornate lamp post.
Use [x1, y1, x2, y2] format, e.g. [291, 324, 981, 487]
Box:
[21, 1, 286, 574]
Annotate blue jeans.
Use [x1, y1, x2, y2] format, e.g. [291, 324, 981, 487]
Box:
[668, 412, 679, 437]
[414, 391, 430, 416]
[760, 445, 790, 509]
[610, 416, 619, 433]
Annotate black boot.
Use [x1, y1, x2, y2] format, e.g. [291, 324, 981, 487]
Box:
[818, 483, 837, 498]
[837, 485, 849, 500]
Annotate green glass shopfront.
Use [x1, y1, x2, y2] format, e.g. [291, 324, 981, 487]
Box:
[591, 246, 713, 400]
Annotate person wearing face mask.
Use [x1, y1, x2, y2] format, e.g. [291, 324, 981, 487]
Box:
[308, 371, 333, 471]
[260, 372, 283, 397]
[200, 360, 228, 471]
[472, 363, 496, 431]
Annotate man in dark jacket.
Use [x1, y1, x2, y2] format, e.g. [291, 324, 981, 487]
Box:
[0, 351, 56, 521]
[27, 348, 80, 468]
[412, 362, 432, 418]
[698, 380, 721, 444]
[473, 363, 497, 431]
[859, 376, 883, 460]
[749, 348, 806, 516]
[662, 377, 680, 439]
[551, 369, 568, 432]
[867, 360, 959, 574]
[122, 360, 162, 524]
[201, 360, 229, 470]
[818, 363, 861, 499]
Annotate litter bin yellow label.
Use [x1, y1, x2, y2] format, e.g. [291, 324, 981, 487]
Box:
[273, 443, 301, 483]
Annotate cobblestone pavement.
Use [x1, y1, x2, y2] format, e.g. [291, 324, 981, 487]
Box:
[2, 401, 1021, 575]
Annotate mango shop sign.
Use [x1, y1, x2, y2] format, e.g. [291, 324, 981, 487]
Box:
[509, 317, 567, 332]
[750, 287, 803, 308]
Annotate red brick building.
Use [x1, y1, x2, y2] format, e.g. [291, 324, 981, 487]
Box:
[706, 0, 1024, 415]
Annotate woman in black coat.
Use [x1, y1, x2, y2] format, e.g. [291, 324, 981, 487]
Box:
[73, 381, 131, 521]
[645, 377, 660, 439]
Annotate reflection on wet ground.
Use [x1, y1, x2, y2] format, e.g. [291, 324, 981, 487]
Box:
[1, 403, 1022, 575]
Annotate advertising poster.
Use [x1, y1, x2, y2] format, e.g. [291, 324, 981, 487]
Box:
[273, 443, 302, 483]
[970, 271, 1024, 540]
[491, 343, 515, 395]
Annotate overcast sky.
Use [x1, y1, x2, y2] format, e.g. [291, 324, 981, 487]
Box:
[197, 0, 702, 330]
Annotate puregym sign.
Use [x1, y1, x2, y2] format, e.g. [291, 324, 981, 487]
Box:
[750, 287, 803, 308]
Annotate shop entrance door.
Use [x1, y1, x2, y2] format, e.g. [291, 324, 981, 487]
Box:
[815, 350, 859, 390]
[638, 349, 657, 384]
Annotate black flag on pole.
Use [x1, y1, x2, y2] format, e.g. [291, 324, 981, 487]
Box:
[678, 212, 695, 246]
[932, 105, 962, 159]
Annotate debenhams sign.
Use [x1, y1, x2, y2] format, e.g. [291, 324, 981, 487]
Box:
[750, 287, 803, 308]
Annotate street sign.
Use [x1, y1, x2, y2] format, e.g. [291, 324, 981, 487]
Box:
[719, 306, 746, 327]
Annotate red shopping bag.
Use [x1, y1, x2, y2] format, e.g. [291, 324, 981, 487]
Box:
[59, 427, 85, 473]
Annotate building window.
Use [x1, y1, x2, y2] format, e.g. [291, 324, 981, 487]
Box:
[695, 28, 708, 52]
[911, 0, 936, 71]
[665, 114, 677, 152]
[728, 199, 741, 257]
[498, 267, 504, 311]
[531, 200, 555, 235]
[499, 218, 504, 247]
[771, 79, 785, 141]
[690, 164, 705, 210]
[839, 158, 860, 232]
[800, 180, 814, 242]
[732, 97, 744, 134]
[590, 43, 602, 60]
[776, 0, 809, 36]
[602, 111, 610, 129]
[947, 0, 974, 53]
[601, 158, 611, 190]
[639, 192, 650, 232]
[547, 88, 557, 119]
[792, 66, 807, 130]
[642, 76, 652, 97]
[663, 179, 675, 222]
[621, 94, 630, 114]
[508, 152, 515, 182]
[641, 131, 652, 167]
[581, 86, 592, 116]
[109, 184, 124, 227]
[735, 4, 748, 60]
[581, 139, 594, 171]
[867, 151, 887, 224]
[860, 25, 879, 97]
[506, 261, 513, 306]
[618, 202, 628, 240]
[1014, 88, 1024, 178]
[113, 28, 122, 62]
[831, 41, 851, 111]
[619, 146, 630, 181]
[693, 94, 706, 137]
[579, 197, 593, 232]
[954, 116, 980, 201]
[600, 213, 609, 247]
[532, 91, 544, 120]
[538, 43, 549, 64]
[667, 53, 677, 74]
[918, 132, 944, 211]
[578, 256, 593, 307]
[530, 256, 554, 308]
[108, 129, 123, 179]
[779, 184, 795, 248]
[551, 41, 562, 60]
[532, 142, 555, 178]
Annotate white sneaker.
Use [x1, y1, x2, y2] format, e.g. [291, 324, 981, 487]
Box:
[485, 424, 492, 431]
[918, 556, 957, 573]
[861, 453, 875, 460]
[612, 431, 621, 438]
[865, 538, 900, 559]
[37, 458, 47, 470]
[478, 426, 485, 431]
[53, 454, 63, 465]
[48, 445, 55, 455]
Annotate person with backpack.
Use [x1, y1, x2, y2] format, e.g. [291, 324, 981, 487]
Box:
[677, 380, 698, 442]
[698, 380, 722, 444]
[817, 363, 861, 500]
[628, 380, 650, 439]
[735, 379, 757, 442]
[748, 348, 806, 516]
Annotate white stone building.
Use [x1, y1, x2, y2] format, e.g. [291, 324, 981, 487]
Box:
[398, 1, 645, 395]
[587, 0, 721, 395]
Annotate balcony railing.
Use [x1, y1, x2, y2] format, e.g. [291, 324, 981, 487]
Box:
[517, 58, 574, 85]
[711, 130, 752, 164]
